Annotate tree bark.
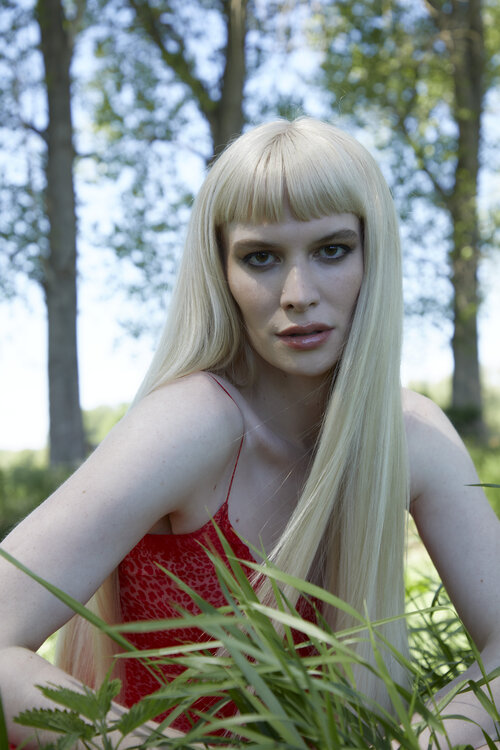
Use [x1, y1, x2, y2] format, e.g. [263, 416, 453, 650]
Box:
[126, 0, 248, 159]
[36, 0, 86, 465]
[209, 0, 248, 157]
[446, 0, 486, 435]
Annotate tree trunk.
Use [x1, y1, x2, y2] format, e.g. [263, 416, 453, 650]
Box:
[36, 0, 86, 465]
[446, 0, 486, 436]
[209, 0, 248, 157]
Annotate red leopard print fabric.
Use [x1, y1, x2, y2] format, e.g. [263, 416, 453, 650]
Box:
[118, 488, 256, 732]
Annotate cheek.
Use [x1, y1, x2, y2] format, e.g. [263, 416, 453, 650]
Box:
[227, 274, 250, 317]
[343, 262, 364, 310]
[227, 273, 270, 325]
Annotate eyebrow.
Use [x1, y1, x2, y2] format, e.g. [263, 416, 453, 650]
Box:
[231, 229, 360, 252]
[312, 229, 360, 245]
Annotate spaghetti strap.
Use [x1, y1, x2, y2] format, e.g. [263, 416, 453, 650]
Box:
[207, 372, 237, 403]
[207, 373, 244, 503]
[225, 431, 243, 502]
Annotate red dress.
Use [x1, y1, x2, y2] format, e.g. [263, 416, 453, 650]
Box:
[118, 446, 316, 734]
[118, 376, 253, 732]
[118, 377, 317, 731]
[118, 439, 256, 731]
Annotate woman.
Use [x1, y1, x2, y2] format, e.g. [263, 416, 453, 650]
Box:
[1, 118, 499, 748]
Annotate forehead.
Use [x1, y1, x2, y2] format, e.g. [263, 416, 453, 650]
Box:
[227, 212, 361, 249]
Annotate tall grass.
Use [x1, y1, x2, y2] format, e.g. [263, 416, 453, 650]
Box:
[2, 530, 499, 750]
[1, 394, 498, 746]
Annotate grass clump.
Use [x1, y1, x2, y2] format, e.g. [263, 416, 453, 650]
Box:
[2, 534, 500, 749]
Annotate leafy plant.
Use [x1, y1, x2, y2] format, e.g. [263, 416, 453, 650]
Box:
[1, 534, 500, 749]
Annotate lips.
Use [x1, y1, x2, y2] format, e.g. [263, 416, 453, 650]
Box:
[277, 323, 332, 337]
[276, 323, 333, 351]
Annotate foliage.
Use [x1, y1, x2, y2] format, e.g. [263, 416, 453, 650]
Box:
[15, 679, 123, 750]
[77, 0, 318, 336]
[83, 403, 129, 448]
[0, 0, 320, 322]
[312, 0, 500, 253]
[0, 0, 49, 300]
[0, 453, 72, 540]
[311, 0, 500, 433]
[0, 403, 127, 538]
[2, 531, 500, 748]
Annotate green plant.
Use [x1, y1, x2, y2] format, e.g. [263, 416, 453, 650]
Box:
[1, 535, 499, 749]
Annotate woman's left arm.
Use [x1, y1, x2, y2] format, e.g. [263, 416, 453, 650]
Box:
[405, 390, 500, 748]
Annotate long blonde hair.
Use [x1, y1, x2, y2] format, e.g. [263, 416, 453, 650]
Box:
[57, 117, 409, 709]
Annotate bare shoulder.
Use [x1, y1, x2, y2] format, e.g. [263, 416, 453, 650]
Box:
[113, 371, 245, 488]
[403, 387, 457, 433]
[130, 371, 244, 439]
[401, 388, 476, 505]
[0, 371, 246, 651]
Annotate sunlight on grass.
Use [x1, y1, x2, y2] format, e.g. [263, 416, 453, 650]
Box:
[37, 632, 58, 664]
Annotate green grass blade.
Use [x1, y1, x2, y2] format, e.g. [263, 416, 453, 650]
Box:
[0, 691, 9, 750]
[0, 548, 133, 654]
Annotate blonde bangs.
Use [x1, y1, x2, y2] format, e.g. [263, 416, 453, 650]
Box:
[210, 118, 366, 228]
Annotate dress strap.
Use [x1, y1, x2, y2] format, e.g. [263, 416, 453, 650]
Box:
[225, 432, 244, 502]
[206, 373, 244, 503]
[206, 373, 237, 403]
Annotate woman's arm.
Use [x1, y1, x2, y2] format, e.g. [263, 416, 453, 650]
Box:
[0, 373, 243, 747]
[0, 646, 185, 749]
[405, 390, 500, 748]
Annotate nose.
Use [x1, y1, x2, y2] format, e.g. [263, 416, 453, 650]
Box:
[280, 263, 320, 311]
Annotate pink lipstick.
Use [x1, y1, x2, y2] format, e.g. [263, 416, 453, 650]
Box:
[277, 323, 332, 350]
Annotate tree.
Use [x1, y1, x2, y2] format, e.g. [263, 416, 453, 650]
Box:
[37, 0, 86, 464]
[0, 0, 86, 465]
[315, 0, 500, 435]
[0, 0, 315, 458]
[83, 0, 312, 332]
[73, 0, 251, 333]
[126, 0, 248, 157]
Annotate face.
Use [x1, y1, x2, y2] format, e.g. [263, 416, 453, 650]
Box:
[225, 209, 364, 386]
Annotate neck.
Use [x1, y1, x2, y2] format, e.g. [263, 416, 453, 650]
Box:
[242, 359, 332, 452]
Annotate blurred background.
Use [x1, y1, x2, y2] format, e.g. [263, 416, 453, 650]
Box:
[1, 0, 499, 536]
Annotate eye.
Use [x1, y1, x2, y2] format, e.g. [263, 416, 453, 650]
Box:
[316, 244, 351, 261]
[243, 251, 276, 268]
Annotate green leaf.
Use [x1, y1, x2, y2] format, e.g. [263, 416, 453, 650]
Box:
[0, 548, 133, 654]
[54, 733, 84, 750]
[480, 734, 500, 750]
[112, 693, 172, 735]
[14, 708, 95, 739]
[467, 483, 500, 488]
[36, 684, 105, 723]
[0, 691, 9, 750]
[463, 679, 500, 721]
[35, 734, 82, 750]
[95, 678, 122, 717]
[35, 678, 121, 725]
